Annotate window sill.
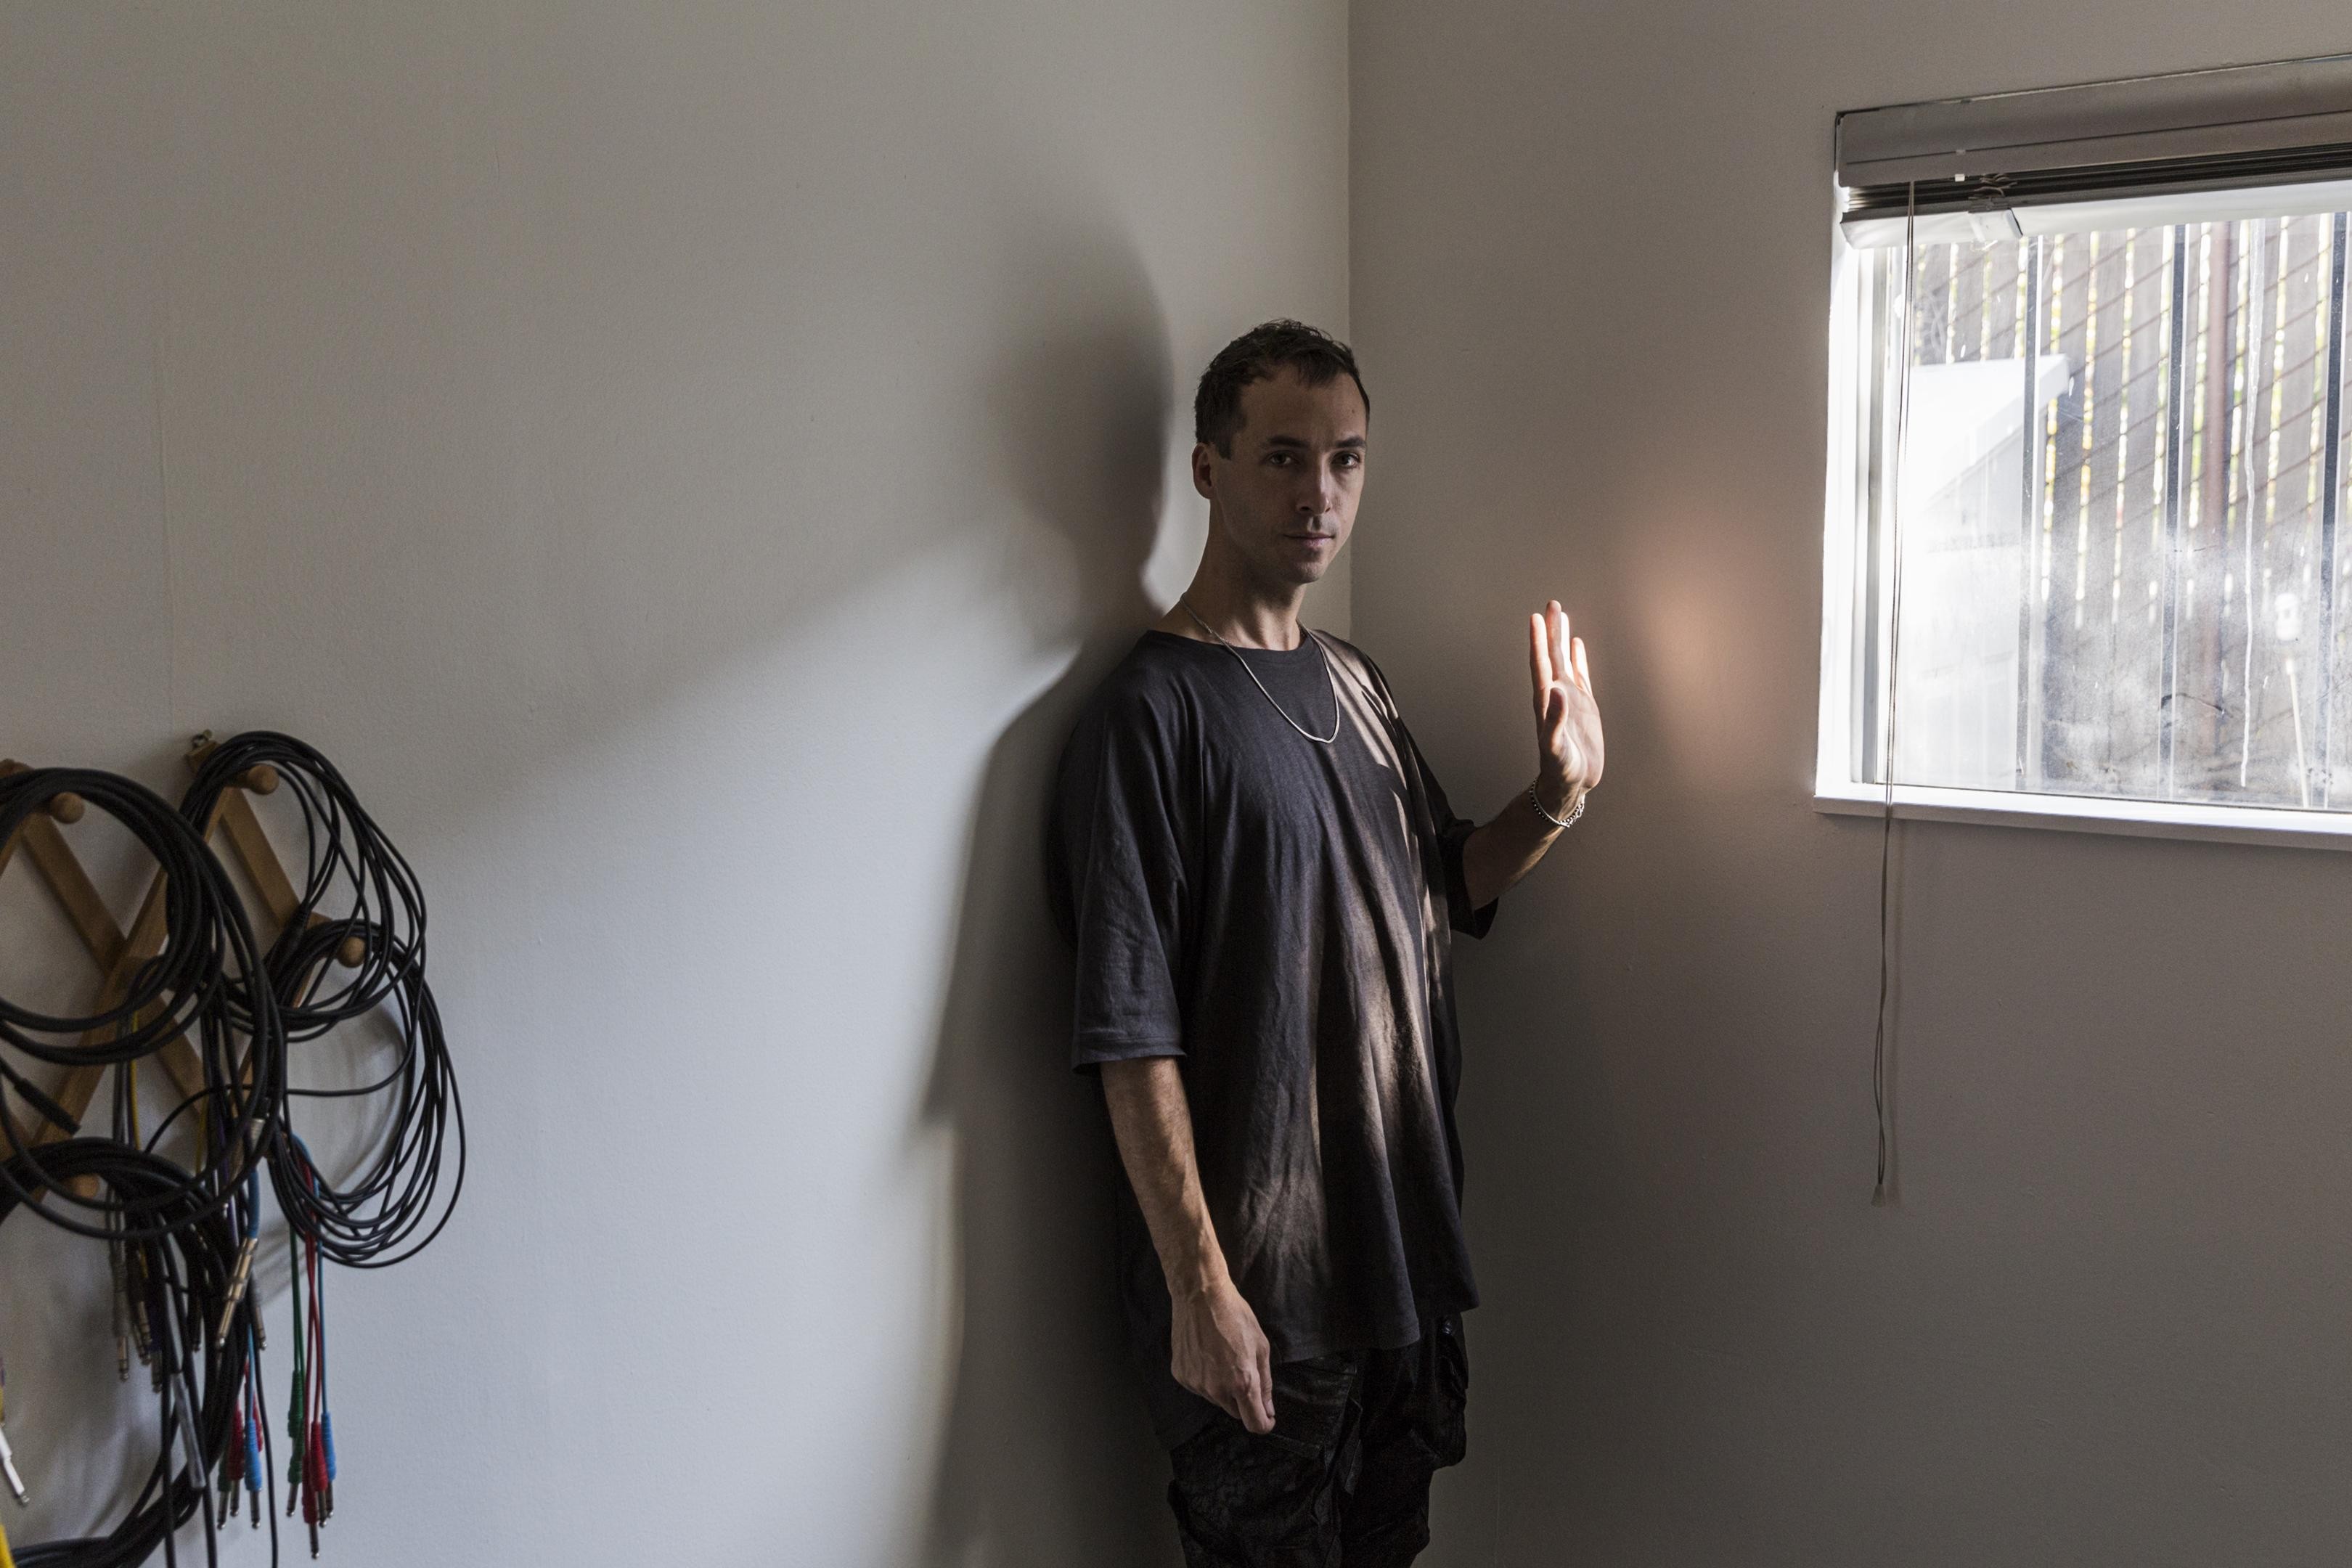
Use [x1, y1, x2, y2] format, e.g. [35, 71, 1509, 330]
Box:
[1813, 778, 2352, 852]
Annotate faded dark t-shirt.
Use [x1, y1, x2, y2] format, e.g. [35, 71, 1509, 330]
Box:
[1045, 628, 1493, 1448]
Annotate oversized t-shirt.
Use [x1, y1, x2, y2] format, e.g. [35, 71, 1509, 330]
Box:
[1046, 627, 1492, 1447]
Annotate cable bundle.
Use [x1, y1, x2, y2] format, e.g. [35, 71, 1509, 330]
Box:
[0, 771, 282, 1242]
[0, 734, 463, 1566]
[181, 735, 424, 1045]
[267, 923, 462, 1270]
[0, 1140, 257, 1568]
[184, 735, 465, 1271]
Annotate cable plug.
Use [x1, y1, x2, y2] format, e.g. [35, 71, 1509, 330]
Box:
[0, 1371, 23, 1506]
[0, 1421, 27, 1506]
[215, 1236, 259, 1348]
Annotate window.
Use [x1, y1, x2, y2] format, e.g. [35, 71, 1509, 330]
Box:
[1819, 56, 2352, 843]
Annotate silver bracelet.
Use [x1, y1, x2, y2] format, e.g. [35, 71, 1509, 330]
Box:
[1527, 783, 1585, 831]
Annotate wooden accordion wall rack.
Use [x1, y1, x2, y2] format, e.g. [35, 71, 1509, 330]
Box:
[0, 730, 464, 1568]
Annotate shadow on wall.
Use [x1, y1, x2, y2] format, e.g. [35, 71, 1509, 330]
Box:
[920, 266, 1187, 1564]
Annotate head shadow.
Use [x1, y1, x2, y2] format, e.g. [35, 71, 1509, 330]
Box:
[918, 229, 1187, 1566]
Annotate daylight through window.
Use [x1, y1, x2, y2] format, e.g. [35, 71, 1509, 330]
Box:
[1822, 57, 2352, 837]
[1877, 213, 2345, 805]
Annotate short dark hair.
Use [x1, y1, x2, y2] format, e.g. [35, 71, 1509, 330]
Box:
[1193, 319, 1370, 456]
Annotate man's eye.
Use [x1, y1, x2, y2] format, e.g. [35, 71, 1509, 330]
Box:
[1267, 454, 1292, 467]
[1334, 454, 1361, 470]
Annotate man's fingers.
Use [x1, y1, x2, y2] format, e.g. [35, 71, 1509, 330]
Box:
[1572, 635, 1592, 695]
[1528, 611, 1553, 698]
[1218, 1367, 1266, 1432]
[1251, 1343, 1276, 1433]
[1550, 601, 1572, 694]
[1235, 1388, 1271, 1433]
[1227, 1380, 1258, 1429]
[1202, 1370, 1252, 1427]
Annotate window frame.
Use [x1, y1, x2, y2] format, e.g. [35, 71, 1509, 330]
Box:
[1813, 200, 2352, 852]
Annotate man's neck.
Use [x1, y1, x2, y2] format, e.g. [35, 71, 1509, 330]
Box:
[1159, 572, 1307, 651]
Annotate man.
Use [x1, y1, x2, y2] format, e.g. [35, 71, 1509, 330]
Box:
[1046, 321, 1603, 1566]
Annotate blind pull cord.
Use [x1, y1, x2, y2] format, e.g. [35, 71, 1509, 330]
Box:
[1874, 180, 1916, 1207]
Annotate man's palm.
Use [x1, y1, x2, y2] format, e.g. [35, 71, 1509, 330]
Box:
[1529, 599, 1603, 796]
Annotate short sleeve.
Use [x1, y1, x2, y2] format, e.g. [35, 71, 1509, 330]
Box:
[1338, 637, 1500, 942]
[1408, 731, 1498, 941]
[1046, 691, 1191, 1071]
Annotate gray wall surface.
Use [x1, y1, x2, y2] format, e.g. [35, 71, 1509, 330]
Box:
[0, 4, 1344, 1564]
[1350, 4, 2352, 1564]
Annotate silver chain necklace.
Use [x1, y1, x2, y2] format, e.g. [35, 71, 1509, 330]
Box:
[1178, 595, 1342, 745]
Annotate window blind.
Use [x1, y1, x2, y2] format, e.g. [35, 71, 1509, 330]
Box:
[1838, 54, 2352, 247]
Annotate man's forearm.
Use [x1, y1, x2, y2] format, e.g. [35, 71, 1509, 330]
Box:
[1100, 1055, 1277, 1431]
[1099, 1056, 1230, 1297]
[1461, 777, 1582, 910]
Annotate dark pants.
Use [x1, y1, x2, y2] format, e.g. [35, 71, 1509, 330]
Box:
[1166, 1316, 1469, 1568]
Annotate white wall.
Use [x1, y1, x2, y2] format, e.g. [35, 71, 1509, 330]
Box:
[0, 4, 1346, 1564]
[1352, 4, 2352, 1564]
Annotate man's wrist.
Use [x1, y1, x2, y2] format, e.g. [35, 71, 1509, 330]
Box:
[1166, 1251, 1233, 1303]
[1532, 775, 1583, 825]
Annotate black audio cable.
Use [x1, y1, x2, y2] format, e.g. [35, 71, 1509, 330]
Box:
[0, 772, 282, 1244]
[182, 735, 461, 1268]
[181, 735, 462, 1268]
[0, 772, 223, 1069]
[180, 735, 425, 1042]
[264, 919, 465, 1270]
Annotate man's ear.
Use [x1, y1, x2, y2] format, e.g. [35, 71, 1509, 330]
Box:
[1191, 441, 1216, 502]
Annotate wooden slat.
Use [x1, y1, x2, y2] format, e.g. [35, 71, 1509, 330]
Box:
[186, 740, 301, 928]
[19, 810, 224, 1199]
[0, 759, 28, 883]
[21, 816, 127, 971]
[24, 783, 232, 1145]
[28, 865, 174, 1149]
[215, 791, 301, 929]
[2, 759, 118, 965]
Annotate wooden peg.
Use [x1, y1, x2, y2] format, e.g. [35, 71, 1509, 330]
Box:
[0, 761, 84, 825]
[237, 764, 279, 796]
[337, 933, 367, 968]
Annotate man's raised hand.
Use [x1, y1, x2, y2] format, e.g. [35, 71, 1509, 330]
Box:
[1528, 599, 1604, 806]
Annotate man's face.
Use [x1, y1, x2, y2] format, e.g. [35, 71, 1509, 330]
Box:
[1193, 368, 1365, 590]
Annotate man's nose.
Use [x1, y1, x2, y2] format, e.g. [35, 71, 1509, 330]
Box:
[1299, 472, 1338, 520]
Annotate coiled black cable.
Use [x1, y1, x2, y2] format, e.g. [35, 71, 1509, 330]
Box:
[0, 772, 282, 1243]
[180, 735, 424, 1043]
[265, 918, 465, 1269]
[0, 771, 224, 1067]
[181, 735, 462, 1267]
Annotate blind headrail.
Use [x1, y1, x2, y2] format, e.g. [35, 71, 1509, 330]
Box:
[1837, 54, 2352, 193]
